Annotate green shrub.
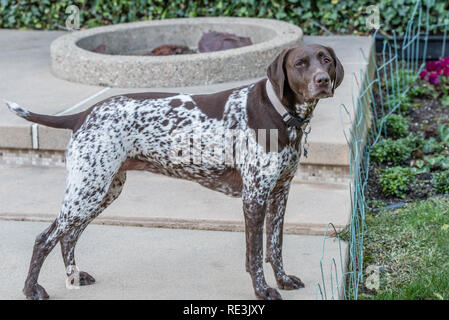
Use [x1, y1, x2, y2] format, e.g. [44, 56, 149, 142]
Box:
[432, 171, 449, 194]
[1, 0, 448, 35]
[379, 166, 415, 198]
[408, 84, 436, 99]
[422, 137, 440, 154]
[385, 95, 412, 113]
[370, 138, 413, 165]
[403, 133, 425, 151]
[425, 154, 449, 170]
[387, 70, 415, 89]
[385, 114, 409, 138]
[413, 154, 449, 172]
[438, 124, 449, 146]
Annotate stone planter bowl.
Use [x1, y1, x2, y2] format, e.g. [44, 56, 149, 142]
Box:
[50, 17, 303, 88]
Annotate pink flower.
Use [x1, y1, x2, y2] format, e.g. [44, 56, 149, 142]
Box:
[426, 61, 440, 72]
[428, 72, 440, 84]
[420, 70, 428, 80]
[443, 66, 449, 77]
[420, 57, 449, 86]
[441, 57, 449, 67]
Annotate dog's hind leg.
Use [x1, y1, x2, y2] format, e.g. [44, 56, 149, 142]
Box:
[22, 220, 61, 300]
[60, 171, 127, 288]
[23, 143, 126, 300]
[265, 180, 304, 290]
[23, 174, 119, 299]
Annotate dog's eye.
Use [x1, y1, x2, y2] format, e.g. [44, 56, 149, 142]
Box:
[323, 57, 331, 63]
[295, 60, 304, 67]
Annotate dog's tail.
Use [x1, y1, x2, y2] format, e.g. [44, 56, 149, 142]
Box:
[4, 100, 82, 131]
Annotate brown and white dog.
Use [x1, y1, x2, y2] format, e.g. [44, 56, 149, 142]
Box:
[5, 44, 343, 300]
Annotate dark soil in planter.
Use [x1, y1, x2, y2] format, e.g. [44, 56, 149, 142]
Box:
[147, 44, 197, 56]
[92, 43, 198, 56]
[90, 31, 252, 56]
[408, 94, 449, 138]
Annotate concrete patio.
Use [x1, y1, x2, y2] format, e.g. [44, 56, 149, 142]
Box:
[0, 29, 374, 299]
[0, 220, 345, 300]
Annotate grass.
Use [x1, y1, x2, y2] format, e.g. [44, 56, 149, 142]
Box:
[359, 197, 449, 300]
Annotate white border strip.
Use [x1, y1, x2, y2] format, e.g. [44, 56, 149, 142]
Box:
[31, 123, 39, 149]
[55, 87, 111, 116]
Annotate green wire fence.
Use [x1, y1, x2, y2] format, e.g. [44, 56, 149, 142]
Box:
[316, 0, 448, 299]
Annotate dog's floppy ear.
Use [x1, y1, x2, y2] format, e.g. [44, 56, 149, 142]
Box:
[325, 46, 344, 93]
[267, 48, 293, 101]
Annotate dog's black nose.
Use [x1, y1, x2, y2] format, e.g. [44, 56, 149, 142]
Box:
[314, 73, 330, 87]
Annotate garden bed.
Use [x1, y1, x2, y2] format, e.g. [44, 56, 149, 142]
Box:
[365, 57, 449, 209]
[356, 56, 449, 299]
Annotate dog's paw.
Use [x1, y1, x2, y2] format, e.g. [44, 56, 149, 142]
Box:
[277, 275, 305, 290]
[255, 287, 282, 300]
[66, 271, 96, 289]
[23, 283, 50, 300]
[79, 271, 96, 286]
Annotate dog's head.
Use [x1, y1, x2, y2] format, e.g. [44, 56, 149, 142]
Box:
[267, 44, 344, 105]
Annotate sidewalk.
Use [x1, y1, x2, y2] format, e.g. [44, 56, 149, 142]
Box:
[0, 29, 373, 300]
[0, 166, 350, 235]
[0, 220, 346, 300]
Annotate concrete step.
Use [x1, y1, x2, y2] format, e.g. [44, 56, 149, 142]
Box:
[0, 30, 374, 185]
[0, 165, 350, 236]
[0, 220, 347, 300]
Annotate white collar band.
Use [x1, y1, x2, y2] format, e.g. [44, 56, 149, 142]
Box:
[265, 79, 310, 130]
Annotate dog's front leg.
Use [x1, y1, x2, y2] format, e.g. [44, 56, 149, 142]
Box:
[243, 200, 282, 300]
[265, 181, 305, 290]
